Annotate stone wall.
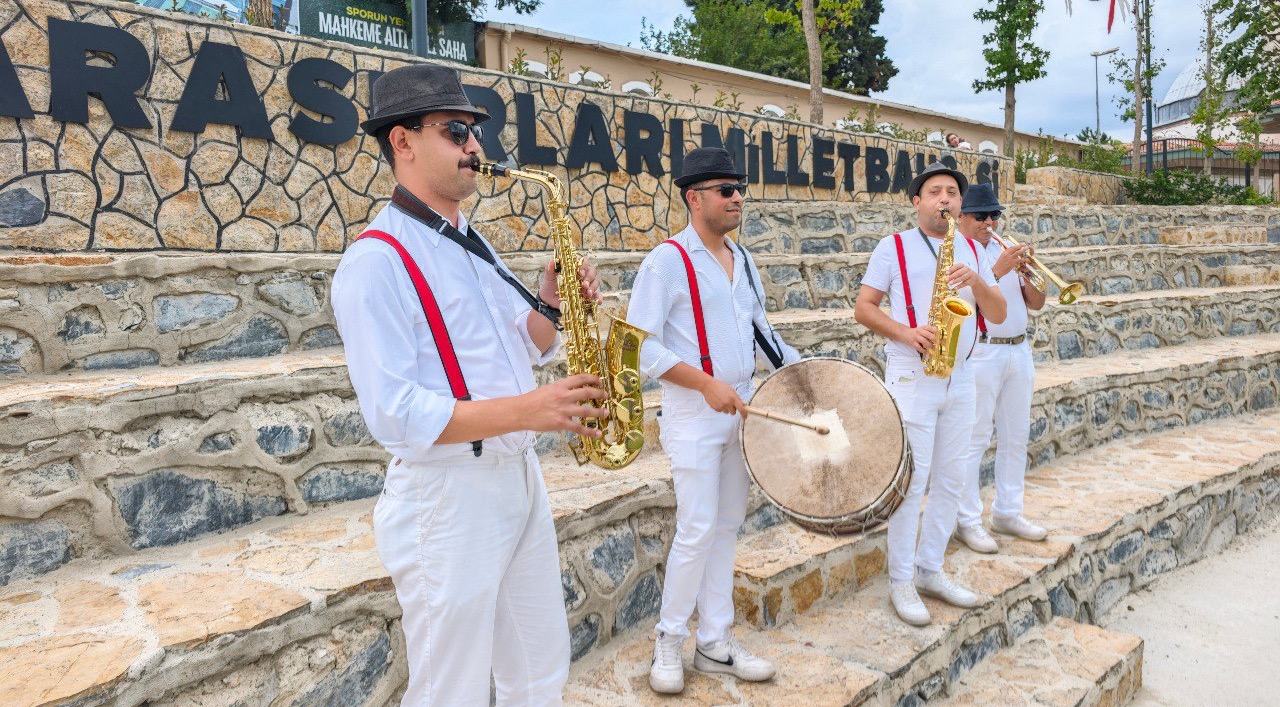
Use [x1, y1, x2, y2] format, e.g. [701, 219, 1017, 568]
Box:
[0, 0, 1011, 254]
[1025, 166, 1129, 205]
[4, 204, 1278, 378]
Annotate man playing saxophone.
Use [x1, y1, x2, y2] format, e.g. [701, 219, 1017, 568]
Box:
[854, 163, 1006, 626]
[953, 184, 1049, 555]
[628, 148, 800, 694]
[331, 64, 604, 705]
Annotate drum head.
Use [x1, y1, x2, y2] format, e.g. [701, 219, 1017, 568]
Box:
[742, 358, 906, 523]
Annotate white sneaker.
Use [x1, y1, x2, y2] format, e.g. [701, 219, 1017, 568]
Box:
[890, 582, 931, 626]
[914, 570, 982, 609]
[649, 633, 684, 694]
[992, 514, 1048, 541]
[694, 636, 775, 682]
[956, 524, 999, 554]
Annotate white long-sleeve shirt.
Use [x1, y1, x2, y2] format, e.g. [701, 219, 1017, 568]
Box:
[331, 203, 560, 463]
[627, 224, 801, 410]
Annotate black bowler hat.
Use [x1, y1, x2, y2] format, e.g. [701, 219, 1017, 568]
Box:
[908, 162, 968, 200]
[960, 183, 1003, 213]
[674, 147, 747, 188]
[360, 64, 489, 135]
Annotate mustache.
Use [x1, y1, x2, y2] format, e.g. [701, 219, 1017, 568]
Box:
[463, 154, 481, 170]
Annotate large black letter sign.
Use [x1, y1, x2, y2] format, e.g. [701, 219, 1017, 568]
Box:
[0, 42, 33, 119]
[565, 102, 617, 171]
[287, 58, 357, 145]
[623, 110, 664, 176]
[172, 42, 271, 138]
[49, 19, 151, 128]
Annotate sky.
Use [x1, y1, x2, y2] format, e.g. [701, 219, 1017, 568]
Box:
[483, 0, 1208, 141]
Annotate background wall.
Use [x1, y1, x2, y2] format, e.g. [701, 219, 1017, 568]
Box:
[0, 0, 1012, 255]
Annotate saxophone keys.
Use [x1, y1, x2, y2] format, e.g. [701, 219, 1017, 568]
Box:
[614, 368, 641, 394]
[623, 429, 645, 453]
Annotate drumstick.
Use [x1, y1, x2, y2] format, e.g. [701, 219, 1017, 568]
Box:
[744, 406, 830, 435]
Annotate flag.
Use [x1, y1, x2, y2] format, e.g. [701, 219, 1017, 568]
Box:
[1107, 0, 1117, 33]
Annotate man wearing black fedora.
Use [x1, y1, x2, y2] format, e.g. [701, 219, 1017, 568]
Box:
[628, 147, 799, 694]
[955, 183, 1049, 555]
[331, 63, 605, 705]
[854, 162, 1007, 627]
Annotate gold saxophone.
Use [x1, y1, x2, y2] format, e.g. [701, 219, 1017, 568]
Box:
[922, 210, 975, 378]
[473, 160, 649, 469]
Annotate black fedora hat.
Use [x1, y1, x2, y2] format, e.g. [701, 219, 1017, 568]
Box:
[960, 183, 1003, 213]
[674, 147, 747, 188]
[908, 162, 969, 200]
[361, 64, 489, 135]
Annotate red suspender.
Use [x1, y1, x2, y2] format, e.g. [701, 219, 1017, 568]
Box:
[357, 229, 481, 456]
[893, 233, 917, 328]
[664, 240, 714, 376]
[963, 237, 987, 335]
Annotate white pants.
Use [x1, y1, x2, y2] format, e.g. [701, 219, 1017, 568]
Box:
[884, 361, 976, 584]
[959, 342, 1035, 525]
[373, 449, 569, 706]
[655, 400, 750, 646]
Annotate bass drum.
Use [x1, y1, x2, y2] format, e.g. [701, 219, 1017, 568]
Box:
[740, 358, 912, 535]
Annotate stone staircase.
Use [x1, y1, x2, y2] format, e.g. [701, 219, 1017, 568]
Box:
[2, 202, 1279, 706]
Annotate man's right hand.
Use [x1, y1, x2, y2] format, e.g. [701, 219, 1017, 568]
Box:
[898, 324, 939, 354]
[699, 377, 747, 416]
[521, 374, 609, 437]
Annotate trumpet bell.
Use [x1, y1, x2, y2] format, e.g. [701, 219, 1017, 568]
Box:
[1057, 281, 1084, 305]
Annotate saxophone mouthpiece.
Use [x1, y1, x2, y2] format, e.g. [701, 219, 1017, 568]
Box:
[469, 157, 509, 177]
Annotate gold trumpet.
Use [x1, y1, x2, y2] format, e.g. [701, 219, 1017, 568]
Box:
[986, 227, 1084, 305]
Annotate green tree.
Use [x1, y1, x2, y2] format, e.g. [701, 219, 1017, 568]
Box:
[1190, 1, 1230, 175]
[402, 0, 542, 33]
[1106, 1, 1164, 174]
[973, 0, 1050, 157]
[821, 0, 897, 95]
[642, 0, 895, 97]
[640, 2, 815, 84]
[1212, 0, 1280, 182]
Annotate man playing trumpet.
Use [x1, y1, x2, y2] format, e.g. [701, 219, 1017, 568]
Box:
[954, 184, 1049, 554]
[854, 163, 1006, 626]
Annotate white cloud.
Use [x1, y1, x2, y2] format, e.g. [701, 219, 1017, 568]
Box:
[484, 0, 1207, 140]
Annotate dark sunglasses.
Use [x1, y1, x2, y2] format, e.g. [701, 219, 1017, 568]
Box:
[690, 182, 748, 198]
[410, 119, 483, 146]
[970, 211, 1002, 222]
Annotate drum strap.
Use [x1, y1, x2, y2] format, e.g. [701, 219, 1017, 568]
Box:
[962, 237, 987, 334]
[357, 229, 482, 457]
[664, 239, 714, 375]
[892, 233, 917, 328]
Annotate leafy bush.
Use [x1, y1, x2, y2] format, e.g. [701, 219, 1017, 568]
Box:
[1015, 131, 1127, 183]
[1123, 170, 1276, 205]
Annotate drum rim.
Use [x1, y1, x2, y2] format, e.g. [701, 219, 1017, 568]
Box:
[739, 357, 912, 527]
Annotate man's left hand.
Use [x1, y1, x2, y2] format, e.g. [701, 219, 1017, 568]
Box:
[540, 257, 602, 309]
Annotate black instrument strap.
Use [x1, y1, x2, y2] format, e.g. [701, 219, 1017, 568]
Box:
[391, 187, 561, 327]
[732, 241, 786, 370]
[918, 229, 939, 259]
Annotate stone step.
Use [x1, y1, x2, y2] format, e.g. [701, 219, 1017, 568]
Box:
[935, 617, 1143, 706]
[561, 407, 1280, 704]
[766, 285, 1280, 370]
[656, 333, 1280, 635]
[1224, 264, 1280, 286]
[1159, 225, 1269, 245]
[4, 402, 1277, 706]
[4, 242, 1278, 375]
[5, 323, 1280, 587]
